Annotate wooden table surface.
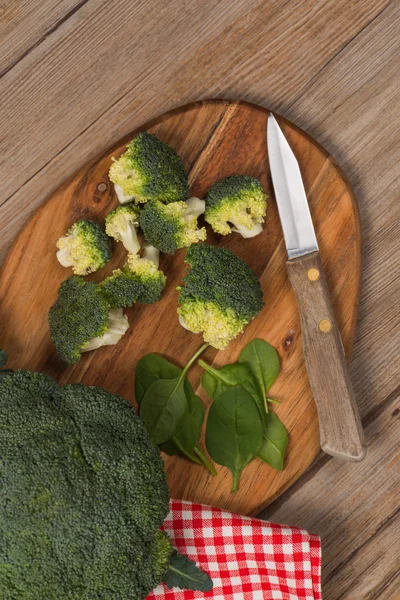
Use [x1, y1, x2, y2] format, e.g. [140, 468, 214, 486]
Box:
[1, 1, 399, 597]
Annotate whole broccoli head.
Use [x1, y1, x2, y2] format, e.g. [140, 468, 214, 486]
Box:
[109, 132, 189, 205]
[49, 276, 129, 364]
[105, 204, 141, 254]
[205, 175, 267, 238]
[100, 248, 166, 308]
[0, 371, 172, 599]
[56, 220, 111, 275]
[178, 243, 264, 349]
[139, 198, 207, 254]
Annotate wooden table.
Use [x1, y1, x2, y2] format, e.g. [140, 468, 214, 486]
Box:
[1, 1, 399, 597]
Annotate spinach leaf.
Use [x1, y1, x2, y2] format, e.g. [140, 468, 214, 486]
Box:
[135, 353, 180, 404]
[239, 339, 280, 402]
[159, 380, 217, 476]
[205, 385, 263, 492]
[163, 549, 213, 592]
[140, 375, 188, 445]
[136, 345, 215, 473]
[257, 410, 288, 471]
[199, 360, 267, 426]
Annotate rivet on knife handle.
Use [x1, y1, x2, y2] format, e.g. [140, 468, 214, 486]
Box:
[287, 251, 366, 461]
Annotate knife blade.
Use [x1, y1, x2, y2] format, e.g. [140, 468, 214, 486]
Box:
[267, 113, 366, 462]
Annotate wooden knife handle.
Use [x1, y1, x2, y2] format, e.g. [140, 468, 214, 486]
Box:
[286, 251, 366, 461]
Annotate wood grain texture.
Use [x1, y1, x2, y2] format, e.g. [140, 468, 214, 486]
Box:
[261, 389, 400, 598]
[0, 0, 85, 76]
[0, 100, 362, 515]
[1, 0, 399, 596]
[0, 0, 390, 260]
[286, 252, 365, 461]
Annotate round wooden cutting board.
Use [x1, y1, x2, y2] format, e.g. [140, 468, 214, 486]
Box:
[0, 100, 361, 515]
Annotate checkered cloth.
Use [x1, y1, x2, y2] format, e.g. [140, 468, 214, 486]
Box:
[149, 500, 322, 600]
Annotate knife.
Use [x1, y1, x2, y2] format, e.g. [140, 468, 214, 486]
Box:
[267, 114, 366, 462]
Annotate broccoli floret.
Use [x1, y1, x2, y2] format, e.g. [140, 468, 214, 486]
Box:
[49, 276, 129, 363]
[109, 132, 189, 205]
[205, 175, 267, 238]
[0, 372, 172, 599]
[56, 220, 111, 275]
[140, 197, 207, 254]
[105, 204, 141, 254]
[178, 243, 263, 349]
[100, 247, 166, 308]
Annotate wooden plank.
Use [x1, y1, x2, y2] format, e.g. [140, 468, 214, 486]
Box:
[284, 1, 400, 416]
[260, 391, 400, 599]
[0, 0, 85, 76]
[0, 0, 388, 229]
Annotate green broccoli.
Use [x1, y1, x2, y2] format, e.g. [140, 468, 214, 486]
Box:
[49, 276, 129, 364]
[0, 371, 170, 599]
[100, 247, 166, 308]
[205, 175, 267, 238]
[178, 243, 264, 349]
[105, 204, 141, 254]
[56, 220, 111, 275]
[0, 360, 212, 599]
[139, 197, 207, 254]
[109, 132, 189, 205]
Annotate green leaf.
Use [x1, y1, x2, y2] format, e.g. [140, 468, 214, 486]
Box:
[239, 339, 280, 399]
[139, 376, 188, 445]
[200, 369, 218, 400]
[0, 350, 8, 370]
[135, 350, 215, 473]
[200, 361, 267, 425]
[205, 385, 263, 492]
[135, 353, 181, 404]
[160, 381, 217, 476]
[159, 381, 203, 457]
[257, 411, 288, 471]
[163, 549, 213, 592]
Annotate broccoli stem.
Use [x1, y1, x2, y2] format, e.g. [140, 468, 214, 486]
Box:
[114, 183, 135, 204]
[56, 247, 73, 268]
[82, 309, 129, 352]
[143, 245, 160, 268]
[183, 197, 206, 220]
[230, 221, 263, 238]
[120, 223, 140, 254]
[178, 314, 190, 331]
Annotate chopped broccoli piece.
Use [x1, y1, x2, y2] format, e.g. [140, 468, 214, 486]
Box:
[105, 204, 141, 254]
[0, 372, 173, 599]
[178, 243, 263, 349]
[56, 219, 111, 275]
[100, 247, 166, 308]
[109, 132, 189, 204]
[140, 197, 207, 254]
[205, 175, 267, 237]
[48, 276, 129, 363]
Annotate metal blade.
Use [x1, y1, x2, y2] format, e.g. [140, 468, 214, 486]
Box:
[267, 114, 318, 259]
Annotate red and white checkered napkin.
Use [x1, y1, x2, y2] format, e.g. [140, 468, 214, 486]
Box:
[148, 499, 322, 600]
